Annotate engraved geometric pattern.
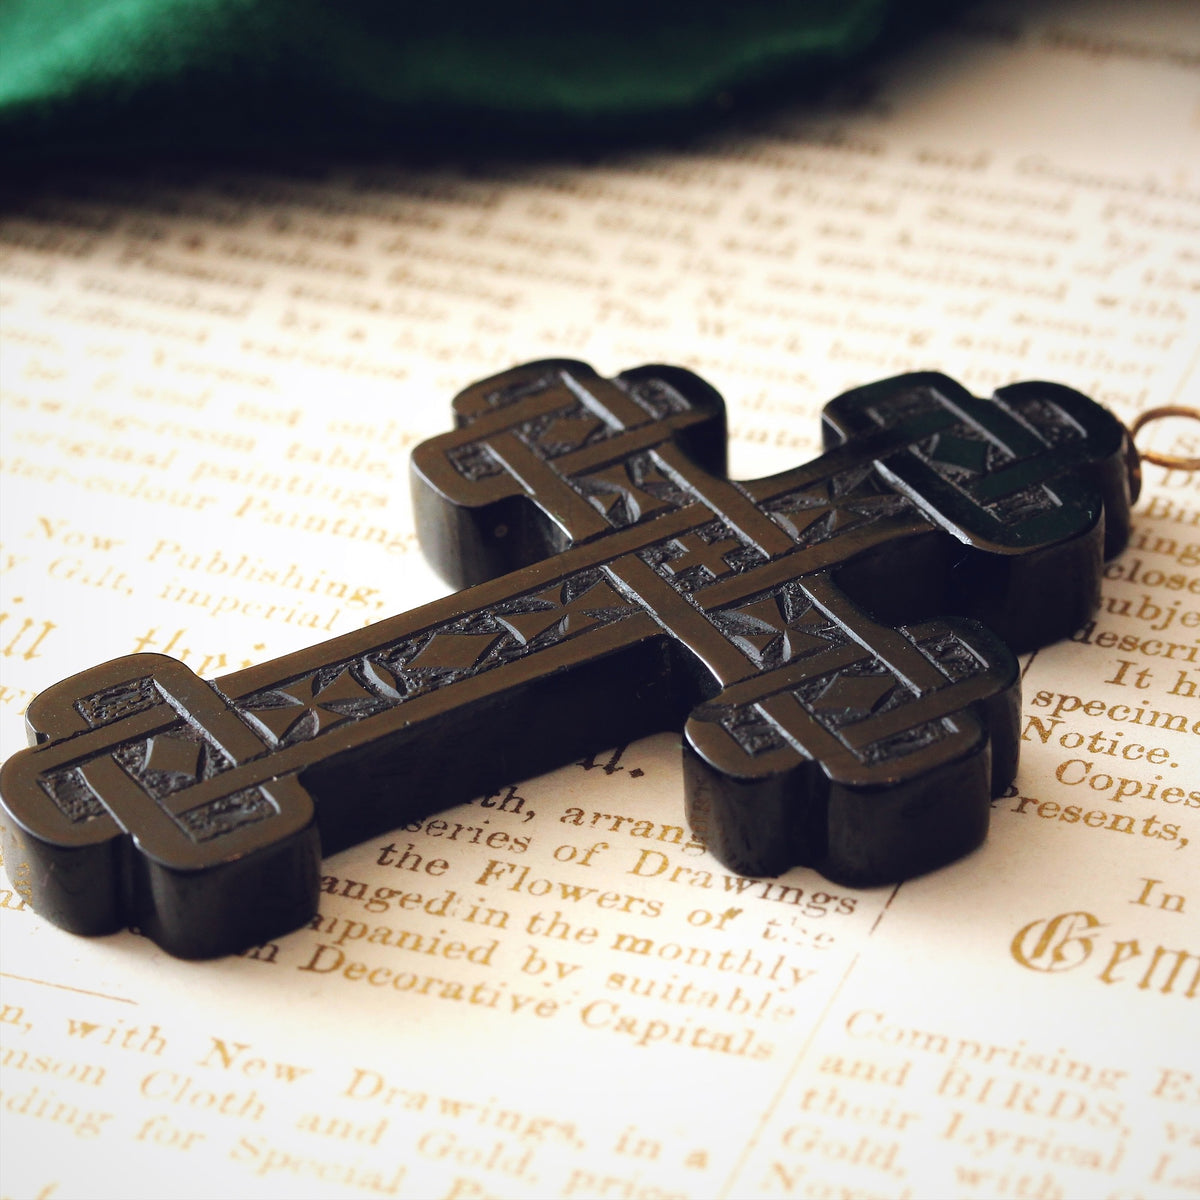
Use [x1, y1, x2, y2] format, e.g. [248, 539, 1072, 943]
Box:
[75, 676, 159, 728]
[480, 367, 689, 427]
[573, 452, 694, 528]
[447, 441, 503, 481]
[40, 765, 106, 823]
[240, 666, 385, 746]
[711, 584, 848, 670]
[985, 483, 1056, 523]
[907, 418, 1061, 524]
[481, 372, 557, 414]
[1009, 395, 1087, 447]
[176, 787, 276, 842]
[768, 464, 913, 547]
[915, 629, 985, 680]
[113, 725, 235, 802]
[718, 626, 990, 764]
[640, 519, 765, 594]
[865, 385, 943, 429]
[456, 370, 696, 504]
[624, 376, 690, 420]
[793, 658, 917, 732]
[913, 426, 1009, 478]
[862, 383, 1086, 529]
[515, 402, 612, 458]
[236, 569, 644, 754]
[38, 730, 267, 846]
[494, 575, 636, 646]
[720, 705, 788, 757]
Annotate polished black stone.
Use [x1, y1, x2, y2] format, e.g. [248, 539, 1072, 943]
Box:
[0, 362, 1134, 957]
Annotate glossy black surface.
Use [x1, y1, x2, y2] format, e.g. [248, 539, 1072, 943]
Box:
[0, 363, 1134, 956]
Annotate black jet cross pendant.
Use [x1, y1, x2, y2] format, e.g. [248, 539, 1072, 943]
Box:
[0, 361, 1134, 958]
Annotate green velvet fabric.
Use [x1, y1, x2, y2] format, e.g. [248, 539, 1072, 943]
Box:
[0, 1, 952, 159]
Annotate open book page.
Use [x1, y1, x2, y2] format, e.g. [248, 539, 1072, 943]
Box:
[1, 2, 1197, 1197]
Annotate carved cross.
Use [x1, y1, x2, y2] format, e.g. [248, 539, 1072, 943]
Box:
[0, 361, 1133, 957]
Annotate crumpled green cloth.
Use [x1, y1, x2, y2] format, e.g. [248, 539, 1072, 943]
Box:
[0, 1, 954, 159]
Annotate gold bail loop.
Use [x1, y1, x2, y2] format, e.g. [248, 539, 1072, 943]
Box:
[1128, 406, 1200, 471]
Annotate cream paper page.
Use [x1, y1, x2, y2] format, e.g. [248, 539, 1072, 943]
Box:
[1, 2, 1198, 1198]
